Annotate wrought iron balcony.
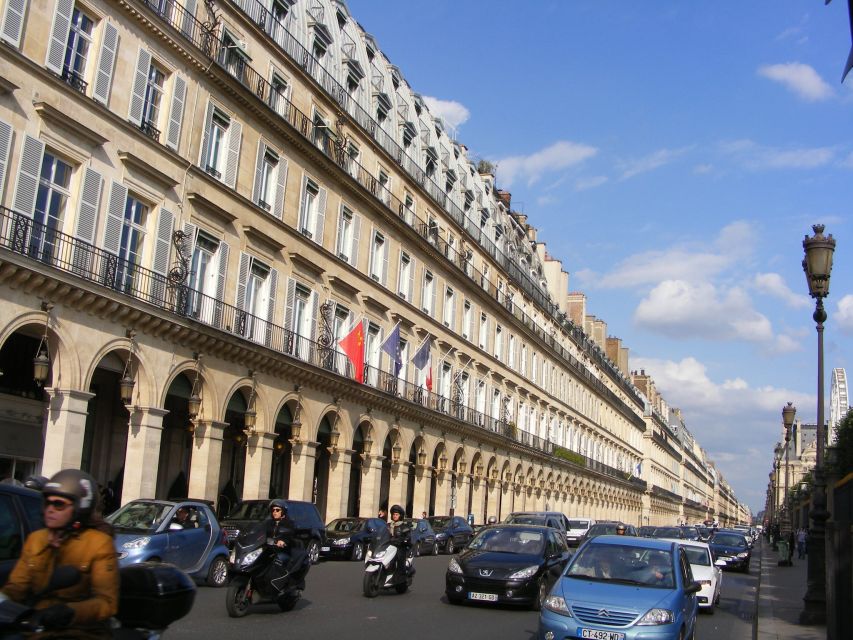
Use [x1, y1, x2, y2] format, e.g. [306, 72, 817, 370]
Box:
[61, 67, 88, 93]
[139, 119, 161, 142]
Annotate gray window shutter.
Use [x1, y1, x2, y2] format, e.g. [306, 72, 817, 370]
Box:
[103, 181, 127, 255]
[165, 74, 187, 151]
[297, 175, 309, 230]
[273, 157, 287, 220]
[368, 229, 378, 277]
[212, 240, 228, 328]
[315, 186, 327, 243]
[150, 207, 174, 304]
[265, 267, 278, 346]
[71, 166, 102, 276]
[431, 280, 437, 319]
[335, 206, 345, 255]
[45, 0, 74, 74]
[224, 119, 242, 188]
[235, 251, 250, 311]
[12, 134, 45, 218]
[93, 21, 119, 105]
[309, 290, 319, 341]
[350, 213, 361, 267]
[128, 47, 152, 126]
[0, 118, 13, 203]
[381, 239, 389, 286]
[284, 277, 296, 333]
[408, 256, 415, 300]
[251, 140, 265, 204]
[180, 0, 197, 38]
[182, 222, 197, 272]
[0, 0, 28, 48]
[198, 100, 215, 169]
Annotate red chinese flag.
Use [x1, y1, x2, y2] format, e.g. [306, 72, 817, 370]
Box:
[426, 356, 433, 392]
[339, 321, 365, 383]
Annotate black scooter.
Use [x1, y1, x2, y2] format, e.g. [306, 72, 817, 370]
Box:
[226, 525, 310, 616]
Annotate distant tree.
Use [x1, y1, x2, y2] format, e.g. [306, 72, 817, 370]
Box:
[831, 407, 853, 475]
[476, 159, 494, 175]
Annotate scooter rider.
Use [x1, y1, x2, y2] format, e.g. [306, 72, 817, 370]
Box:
[266, 500, 296, 574]
[387, 504, 411, 577]
[1, 469, 119, 638]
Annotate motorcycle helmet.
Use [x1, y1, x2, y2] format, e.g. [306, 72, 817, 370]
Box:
[42, 469, 99, 526]
[487, 515, 497, 525]
[270, 499, 288, 515]
[389, 504, 404, 519]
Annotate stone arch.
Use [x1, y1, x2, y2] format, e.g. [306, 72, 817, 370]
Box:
[0, 310, 80, 390]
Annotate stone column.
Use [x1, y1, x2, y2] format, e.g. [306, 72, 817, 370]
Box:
[242, 431, 278, 500]
[412, 465, 432, 516]
[486, 480, 500, 521]
[187, 420, 227, 503]
[359, 455, 384, 518]
[471, 476, 486, 522]
[388, 462, 409, 511]
[325, 450, 353, 521]
[289, 441, 319, 501]
[121, 407, 169, 503]
[453, 473, 469, 516]
[41, 388, 95, 475]
[433, 471, 451, 515]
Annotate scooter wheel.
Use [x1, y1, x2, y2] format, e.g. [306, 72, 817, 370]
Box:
[277, 593, 300, 612]
[226, 579, 252, 617]
[394, 582, 409, 594]
[363, 571, 381, 598]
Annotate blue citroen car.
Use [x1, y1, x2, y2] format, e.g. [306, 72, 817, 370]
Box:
[539, 536, 699, 640]
[107, 499, 230, 587]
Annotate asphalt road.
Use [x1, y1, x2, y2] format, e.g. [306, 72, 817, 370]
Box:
[164, 548, 760, 640]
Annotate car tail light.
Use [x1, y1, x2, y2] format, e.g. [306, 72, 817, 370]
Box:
[220, 529, 228, 546]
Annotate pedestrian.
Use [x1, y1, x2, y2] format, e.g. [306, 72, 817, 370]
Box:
[796, 528, 807, 559]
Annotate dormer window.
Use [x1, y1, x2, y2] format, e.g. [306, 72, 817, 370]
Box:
[375, 92, 392, 123]
[402, 122, 416, 148]
[425, 147, 438, 178]
[336, 9, 347, 29]
[346, 60, 364, 95]
[365, 45, 375, 62]
[312, 24, 332, 60]
[445, 169, 457, 193]
[464, 191, 474, 212]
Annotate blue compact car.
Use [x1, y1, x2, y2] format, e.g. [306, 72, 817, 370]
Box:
[107, 499, 230, 587]
[539, 536, 700, 640]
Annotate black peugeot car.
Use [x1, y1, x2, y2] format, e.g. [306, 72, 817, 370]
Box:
[322, 517, 387, 561]
[445, 524, 572, 609]
[428, 515, 474, 554]
[708, 530, 751, 572]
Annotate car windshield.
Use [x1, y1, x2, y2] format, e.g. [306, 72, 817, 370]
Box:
[107, 502, 174, 533]
[652, 527, 683, 538]
[227, 502, 269, 520]
[587, 524, 618, 536]
[713, 533, 746, 546]
[326, 518, 364, 533]
[428, 517, 451, 530]
[467, 528, 544, 554]
[683, 547, 710, 566]
[567, 520, 590, 529]
[567, 544, 675, 589]
[507, 515, 547, 526]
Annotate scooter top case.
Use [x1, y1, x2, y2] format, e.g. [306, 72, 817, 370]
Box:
[118, 562, 196, 629]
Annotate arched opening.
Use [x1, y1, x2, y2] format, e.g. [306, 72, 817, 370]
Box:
[346, 423, 366, 517]
[428, 447, 441, 517]
[269, 404, 293, 498]
[313, 415, 333, 519]
[218, 390, 250, 517]
[156, 372, 195, 500]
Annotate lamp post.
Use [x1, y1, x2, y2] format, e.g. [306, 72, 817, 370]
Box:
[773, 444, 783, 551]
[800, 224, 835, 625]
[780, 403, 796, 566]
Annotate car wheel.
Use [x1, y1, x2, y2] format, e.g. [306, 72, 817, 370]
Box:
[351, 542, 365, 561]
[432, 541, 439, 555]
[532, 579, 548, 611]
[446, 538, 455, 555]
[307, 540, 320, 564]
[206, 555, 229, 587]
[414, 542, 421, 557]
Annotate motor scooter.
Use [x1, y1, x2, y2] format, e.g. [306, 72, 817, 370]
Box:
[226, 524, 310, 616]
[362, 523, 414, 597]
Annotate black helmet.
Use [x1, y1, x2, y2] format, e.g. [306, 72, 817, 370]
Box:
[389, 504, 404, 518]
[269, 499, 288, 514]
[24, 475, 48, 491]
[42, 469, 99, 524]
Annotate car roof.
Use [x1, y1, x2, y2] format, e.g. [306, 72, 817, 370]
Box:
[483, 523, 554, 532]
[588, 535, 677, 551]
[0, 483, 41, 499]
[658, 538, 711, 551]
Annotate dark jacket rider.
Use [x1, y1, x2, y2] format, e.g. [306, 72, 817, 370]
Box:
[266, 499, 296, 566]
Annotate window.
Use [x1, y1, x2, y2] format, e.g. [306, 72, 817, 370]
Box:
[475, 380, 486, 424]
[204, 110, 230, 179]
[508, 335, 516, 369]
[332, 303, 351, 342]
[257, 147, 279, 211]
[29, 152, 72, 262]
[116, 194, 147, 292]
[402, 122, 416, 149]
[422, 271, 435, 315]
[245, 259, 271, 340]
[491, 389, 501, 421]
[481, 264, 490, 290]
[298, 177, 327, 243]
[368, 230, 387, 284]
[139, 61, 166, 139]
[425, 148, 437, 178]
[312, 24, 332, 60]
[61, 7, 94, 92]
[532, 352, 539, 385]
[396, 339, 409, 393]
[378, 167, 391, 206]
[462, 300, 472, 340]
[312, 110, 331, 153]
[400, 192, 414, 224]
[478, 313, 487, 350]
[398, 251, 412, 300]
[270, 72, 290, 116]
[439, 363, 452, 402]
[346, 142, 359, 178]
[336, 205, 358, 263]
[375, 92, 391, 123]
[220, 32, 249, 83]
[494, 325, 503, 359]
[520, 344, 527, 377]
[443, 286, 455, 329]
[187, 230, 224, 323]
[365, 322, 381, 385]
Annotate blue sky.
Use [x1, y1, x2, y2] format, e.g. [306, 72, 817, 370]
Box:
[347, 0, 853, 514]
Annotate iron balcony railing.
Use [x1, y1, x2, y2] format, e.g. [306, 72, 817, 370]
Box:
[131, 0, 645, 420]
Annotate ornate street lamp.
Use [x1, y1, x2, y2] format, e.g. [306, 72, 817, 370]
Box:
[801, 224, 836, 625]
[438, 451, 447, 471]
[33, 302, 54, 386]
[458, 460, 467, 475]
[417, 448, 427, 466]
[781, 403, 796, 533]
[391, 439, 401, 464]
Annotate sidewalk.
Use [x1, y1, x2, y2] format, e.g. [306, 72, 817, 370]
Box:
[755, 539, 826, 640]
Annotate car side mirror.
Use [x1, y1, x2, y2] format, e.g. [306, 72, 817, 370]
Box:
[169, 523, 183, 531]
[684, 581, 702, 595]
[714, 558, 727, 567]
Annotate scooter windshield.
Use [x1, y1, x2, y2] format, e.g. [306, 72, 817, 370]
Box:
[369, 525, 391, 553]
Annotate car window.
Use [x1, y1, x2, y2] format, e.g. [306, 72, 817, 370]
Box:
[680, 549, 694, 585]
[0, 495, 22, 561]
[568, 544, 674, 588]
[544, 532, 558, 556]
[108, 502, 172, 533]
[568, 520, 590, 529]
[683, 547, 710, 566]
[19, 494, 42, 531]
[468, 528, 545, 554]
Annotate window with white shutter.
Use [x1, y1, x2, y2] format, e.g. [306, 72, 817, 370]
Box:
[149, 207, 174, 304]
[1, 0, 28, 48]
[297, 176, 326, 244]
[165, 74, 186, 151]
[0, 118, 13, 204]
[92, 20, 118, 105]
[71, 165, 102, 275]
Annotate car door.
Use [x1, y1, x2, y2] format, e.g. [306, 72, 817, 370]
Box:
[678, 548, 699, 626]
[164, 505, 212, 571]
[542, 531, 568, 589]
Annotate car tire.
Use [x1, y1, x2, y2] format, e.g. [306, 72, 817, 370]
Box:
[532, 579, 548, 611]
[206, 555, 229, 587]
[432, 542, 439, 555]
[226, 578, 252, 618]
[307, 540, 320, 564]
[351, 542, 365, 561]
[414, 542, 421, 557]
[446, 538, 455, 554]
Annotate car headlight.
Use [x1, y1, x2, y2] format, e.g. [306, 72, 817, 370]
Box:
[333, 538, 351, 546]
[122, 537, 151, 550]
[737, 552, 749, 558]
[508, 565, 539, 580]
[637, 608, 674, 625]
[239, 548, 263, 568]
[543, 595, 572, 616]
[447, 557, 463, 574]
[436, 532, 447, 539]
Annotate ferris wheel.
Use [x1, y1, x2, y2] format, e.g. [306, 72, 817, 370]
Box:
[829, 368, 849, 444]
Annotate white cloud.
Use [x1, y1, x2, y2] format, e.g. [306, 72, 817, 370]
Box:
[422, 96, 470, 129]
[498, 141, 598, 186]
[837, 294, 853, 334]
[619, 147, 690, 180]
[720, 139, 834, 170]
[693, 164, 714, 175]
[536, 195, 558, 206]
[841, 152, 853, 169]
[752, 273, 811, 309]
[575, 175, 608, 191]
[757, 62, 834, 101]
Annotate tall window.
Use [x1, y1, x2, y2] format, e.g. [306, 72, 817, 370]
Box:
[141, 62, 166, 137]
[365, 322, 381, 386]
[188, 231, 220, 320]
[291, 283, 313, 357]
[336, 205, 355, 261]
[369, 230, 386, 283]
[270, 72, 290, 116]
[398, 252, 412, 300]
[462, 300, 472, 340]
[401, 192, 414, 224]
[396, 339, 409, 394]
[346, 142, 360, 179]
[494, 325, 503, 359]
[62, 7, 94, 91]
[30, 153, 72, 262]
[443, 286, 455, 329]
[205, 110, 230, 178]
[116, 194, 147, 292]
[475, 380, 486, 424]
[508, 335, 516, 369]
[378, 168, 391, 206]
[478, 313, 488, 350]
[299, 178, 324, 239]
[521, 344, 528, 377]
[257, 148, 279, 211]
[422, 270, 435, 315]
[532, 353, 539, 385]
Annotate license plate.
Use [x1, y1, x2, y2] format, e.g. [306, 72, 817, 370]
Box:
[321, 546, 330, 552]
[580, 630, 624, 640]
[469, 592, 498, 602]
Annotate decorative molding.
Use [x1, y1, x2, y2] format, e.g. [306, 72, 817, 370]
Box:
[289, 251, 325, 278]
[328, 274, 358, 298]
[34, 101, 108, 148]
[187, 191, 238, 225]
[118, 151, 179, 190]
[244, 224, 285, 255]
